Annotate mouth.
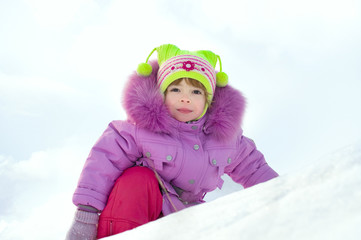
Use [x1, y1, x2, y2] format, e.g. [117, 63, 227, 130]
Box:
[177, 108, 193, 114]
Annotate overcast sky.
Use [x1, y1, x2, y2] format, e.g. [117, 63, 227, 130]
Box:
[0, 0, 360, 239]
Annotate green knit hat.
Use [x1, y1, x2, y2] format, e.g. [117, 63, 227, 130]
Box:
[137, 44, 228, 101]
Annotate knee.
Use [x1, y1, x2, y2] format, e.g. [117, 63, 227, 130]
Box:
[118, 167, 159, 189]
[109, 167, 162, 205]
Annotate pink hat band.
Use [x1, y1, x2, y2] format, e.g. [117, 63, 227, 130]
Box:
[157, 55, 216, 95]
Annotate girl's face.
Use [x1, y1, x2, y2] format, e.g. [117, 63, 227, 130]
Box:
[164, 79, 206, 122]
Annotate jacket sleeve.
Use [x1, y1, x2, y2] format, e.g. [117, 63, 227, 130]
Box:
[227, 135, 279, 188]
[72, 120, 141, 211]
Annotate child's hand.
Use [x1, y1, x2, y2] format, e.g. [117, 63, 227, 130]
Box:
[65, 209, 99, 240]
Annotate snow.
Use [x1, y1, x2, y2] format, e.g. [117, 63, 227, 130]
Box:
[105, 144, 361, 240]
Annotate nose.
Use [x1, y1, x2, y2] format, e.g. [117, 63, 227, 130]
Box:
[180, 95, 191, 104]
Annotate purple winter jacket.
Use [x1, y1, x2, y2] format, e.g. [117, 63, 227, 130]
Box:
[72, 61, 278, 215]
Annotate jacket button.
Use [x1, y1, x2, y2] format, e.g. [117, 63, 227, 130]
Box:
[191, 126, 197, 130]
[227, 158, 232, 164]
[146, 152, 151, 158]
[189, 179, 195, 184]
[193, 144, 199, 150]
[166, 155, 172, 161]
[212, 159, 217, 165]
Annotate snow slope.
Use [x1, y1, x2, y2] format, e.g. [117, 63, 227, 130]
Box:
[107, 144, 361, 240]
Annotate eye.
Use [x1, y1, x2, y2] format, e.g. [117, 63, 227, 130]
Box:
[192, 89, 203, 95]
[169, 87, 180, 92]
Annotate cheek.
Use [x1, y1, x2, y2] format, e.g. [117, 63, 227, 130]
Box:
[195, 97, 206, 110]
[164, 94, 174, 108]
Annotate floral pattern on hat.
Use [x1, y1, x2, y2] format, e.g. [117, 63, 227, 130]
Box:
[182, 61, 195, 71]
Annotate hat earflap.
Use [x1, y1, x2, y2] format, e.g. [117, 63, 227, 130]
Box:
[215, 55, 228, 87]
[137, 47, 157, 76]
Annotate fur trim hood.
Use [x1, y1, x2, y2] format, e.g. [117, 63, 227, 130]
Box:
[122, 61, 246, 141]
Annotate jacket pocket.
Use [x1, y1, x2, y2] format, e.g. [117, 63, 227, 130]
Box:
[208, 149, 234, 175]
[142, 143, 180, 172]
[207, 149, 235, 188]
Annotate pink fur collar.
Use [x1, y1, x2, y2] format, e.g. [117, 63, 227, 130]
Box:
[122, 61, 246, 141]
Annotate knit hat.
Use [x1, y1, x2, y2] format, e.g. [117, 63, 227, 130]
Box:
[137, 44, 228, 102]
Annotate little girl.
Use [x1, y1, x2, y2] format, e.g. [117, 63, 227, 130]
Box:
[66, 44, 278, 239]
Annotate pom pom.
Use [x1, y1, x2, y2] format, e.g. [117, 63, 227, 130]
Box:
[216, 72, 228, 87]
[137, 63, 152, 76]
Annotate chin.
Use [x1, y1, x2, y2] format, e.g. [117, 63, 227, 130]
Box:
[175, 116, 194, 122]
[177, 118, 191, 122]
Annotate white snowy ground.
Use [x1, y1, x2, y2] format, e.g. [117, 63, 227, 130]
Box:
[105, 143, 361, 240]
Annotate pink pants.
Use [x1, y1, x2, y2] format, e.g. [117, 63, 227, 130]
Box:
[97, 167, 163, 239]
